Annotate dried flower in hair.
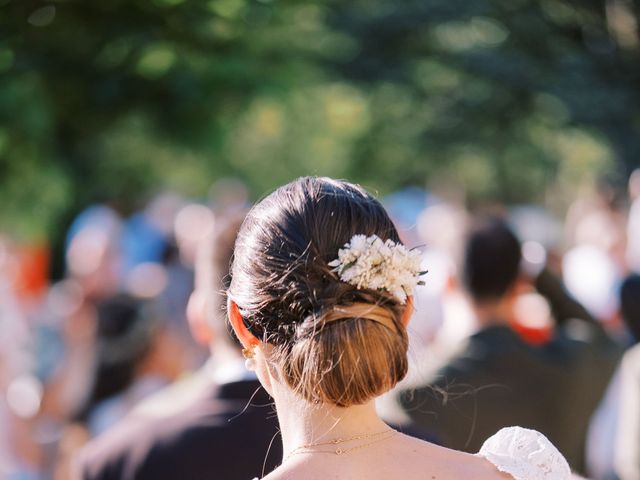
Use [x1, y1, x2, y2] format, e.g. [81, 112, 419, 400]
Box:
[328, 234, 426, 303]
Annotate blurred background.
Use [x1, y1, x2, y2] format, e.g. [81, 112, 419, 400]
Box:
[1, 0, 640, 479]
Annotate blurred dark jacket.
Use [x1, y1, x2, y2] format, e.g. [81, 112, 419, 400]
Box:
[398, 269, 622, 473]
[75, 377, 281, 480]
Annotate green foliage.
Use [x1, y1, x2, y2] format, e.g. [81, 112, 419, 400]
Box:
[1, 0, 639, 241]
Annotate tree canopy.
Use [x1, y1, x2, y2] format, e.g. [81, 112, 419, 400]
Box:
[1, 0, 639, 241]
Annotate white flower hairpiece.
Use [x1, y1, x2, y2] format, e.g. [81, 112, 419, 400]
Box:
[328, 234, 426, 304]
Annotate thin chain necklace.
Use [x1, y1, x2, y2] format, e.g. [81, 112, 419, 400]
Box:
[284, 428, 397, 461]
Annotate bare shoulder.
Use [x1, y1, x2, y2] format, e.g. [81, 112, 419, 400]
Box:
[258, 435, 511, 480]
[259, 462, 305, 480]
[392, 433, 511, 480]
[460, 455, 516, 480]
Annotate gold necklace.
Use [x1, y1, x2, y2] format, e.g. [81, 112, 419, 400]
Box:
[285, 428, 397, 461]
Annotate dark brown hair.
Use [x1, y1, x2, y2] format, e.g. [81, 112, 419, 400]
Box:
[463, 217, 521, 302]
[228, 177, 409, 407]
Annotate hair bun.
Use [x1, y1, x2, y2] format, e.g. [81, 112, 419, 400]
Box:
[284, 303, 408, 407]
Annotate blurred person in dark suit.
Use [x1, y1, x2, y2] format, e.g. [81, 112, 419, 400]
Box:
[73, 212, 281, 480]
[398, 217, 621, 474]
[83, 294, 189, 437]
[53, 293, 190, 479]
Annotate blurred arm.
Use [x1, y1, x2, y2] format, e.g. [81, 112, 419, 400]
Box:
[534, 268, 598, 327]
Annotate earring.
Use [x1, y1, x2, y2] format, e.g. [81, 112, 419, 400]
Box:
[242, 346, 256, 371]
[245, 357, 257, 371]
[242, 347, 255, 359]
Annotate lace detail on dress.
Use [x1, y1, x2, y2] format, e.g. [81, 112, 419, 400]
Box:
[477, 427, 572, 480]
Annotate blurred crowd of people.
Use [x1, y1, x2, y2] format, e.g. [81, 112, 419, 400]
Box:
[1, 172, 640, 479]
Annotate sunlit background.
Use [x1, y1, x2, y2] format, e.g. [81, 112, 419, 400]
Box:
[1, 1, 640, 479]
[2, 1, 639, 243]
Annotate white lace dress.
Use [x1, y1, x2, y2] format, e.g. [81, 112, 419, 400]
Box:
[477, 426, 572, 479]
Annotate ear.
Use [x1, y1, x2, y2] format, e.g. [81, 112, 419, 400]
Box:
[400, 296, 414, 327]
[227, 298, 260, 349]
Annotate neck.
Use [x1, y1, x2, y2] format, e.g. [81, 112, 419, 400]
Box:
[472, 298, 512, 330]
[272, 386, 390, 460]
